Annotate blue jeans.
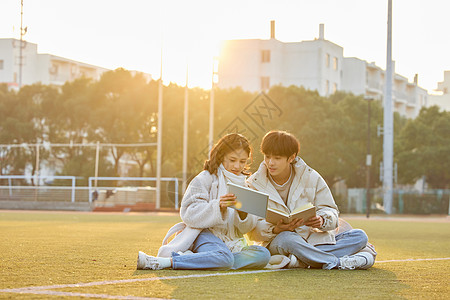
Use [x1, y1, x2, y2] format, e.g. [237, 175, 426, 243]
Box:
[172, 229, 271, 270]
[268, 229, 368, 269]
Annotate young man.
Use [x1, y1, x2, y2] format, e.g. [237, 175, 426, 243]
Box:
[247, 130, 376, 270]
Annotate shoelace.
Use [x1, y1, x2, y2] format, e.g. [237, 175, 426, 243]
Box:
[340, 256, 358, 270]
[145, 256, 160, 269]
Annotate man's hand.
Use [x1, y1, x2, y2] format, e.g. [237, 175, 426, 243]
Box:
[304, 216, 324, 228]
[272, 218, 303, 234]
[219, 193, 237, 213]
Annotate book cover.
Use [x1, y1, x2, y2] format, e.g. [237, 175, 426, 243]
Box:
[266, 203, 316, 225]
[227, 183, 269, 218]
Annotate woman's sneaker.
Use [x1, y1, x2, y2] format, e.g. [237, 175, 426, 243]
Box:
[136, 251, 164, 270]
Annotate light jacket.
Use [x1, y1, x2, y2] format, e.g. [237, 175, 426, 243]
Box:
[162, 170, 258, 255]
[247, 157, 339, 246]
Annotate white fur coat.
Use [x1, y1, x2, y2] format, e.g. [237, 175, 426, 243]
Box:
[158, 170, 258, 257]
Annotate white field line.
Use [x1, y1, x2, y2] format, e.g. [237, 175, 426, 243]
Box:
[1, 288, 160, 300]
[375, 257, 450, 263]
[0, 258, 449, 299]
[0, 269, 289, 293]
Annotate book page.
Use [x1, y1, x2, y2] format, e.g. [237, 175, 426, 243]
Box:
[290, 205, 316, 222]
[291, 202, 314, 214]
[265, 207, 290, 224]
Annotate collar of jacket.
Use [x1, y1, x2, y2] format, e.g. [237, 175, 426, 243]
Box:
[249, 157, 308, 208]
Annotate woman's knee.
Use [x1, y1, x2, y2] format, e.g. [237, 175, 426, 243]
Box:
[253, 246, 271, 263]
[215, 249, 234, 270]
[244, 246, 271, 269]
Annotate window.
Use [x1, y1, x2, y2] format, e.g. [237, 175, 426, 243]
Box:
[0, 60, 3, 70]
[261, 77, 270, 90]
[13, 72, 17, 83]
[325, 54, 330, 68]
[49, 63, 59, 74]
[332, 83, 337, 94]
[261, 50, 271, 63]
[333, 57, 338, 70]
[325, 80, 329, 95]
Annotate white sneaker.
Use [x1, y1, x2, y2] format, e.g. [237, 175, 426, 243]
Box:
[288, 254, 308, 269]
[264, 255, 290, 270]
[339, 252, 372, 270]
[176, 250, 194, 255]
[137, 251, 164, 270]
[360, 242, 378, 257]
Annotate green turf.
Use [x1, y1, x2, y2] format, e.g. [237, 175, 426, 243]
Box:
[0, 211, 449, 299]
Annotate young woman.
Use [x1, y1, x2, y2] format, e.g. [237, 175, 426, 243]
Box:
[137, 133, 271, 270]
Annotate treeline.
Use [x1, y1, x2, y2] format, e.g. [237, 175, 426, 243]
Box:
[0, 68, 449, 189]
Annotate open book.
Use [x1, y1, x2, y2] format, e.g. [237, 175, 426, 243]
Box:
[227, 182, 269, 218]
[265, 202, 316, 225]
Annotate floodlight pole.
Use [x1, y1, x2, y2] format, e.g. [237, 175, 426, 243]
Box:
[19, 0, 26, 88]
[383, 0, 394, 214]
[208, 62, 215, 152]
[35, 143, 40, 186]
[182, 64, 189, 194]
[208, 58, 220, 152]
[94, 141, 100, 188]
[365, 96, 374, 218]
[156, 46, 163, 210]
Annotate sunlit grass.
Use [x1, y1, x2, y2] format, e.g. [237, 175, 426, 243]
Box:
[0, 211, 449, 299]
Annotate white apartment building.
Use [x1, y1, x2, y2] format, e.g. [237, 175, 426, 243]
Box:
[428, 71, 450, 111]
[342, 57, 428, 118]
[218, 22, 427, 118]
[219, 23, 342, 97]
[0, 38, 109, 89]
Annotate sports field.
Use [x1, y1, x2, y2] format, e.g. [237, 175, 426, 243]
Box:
[1, 211, 449, 299]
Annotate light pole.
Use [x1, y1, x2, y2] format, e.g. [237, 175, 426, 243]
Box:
[364, 96, 374, 218]
[18, 0, 27, 89]
[156, 43, 163, 210]
[182, 64, 189, 194]
[208, 57, 219, 152]
[383, 0, 394, 214]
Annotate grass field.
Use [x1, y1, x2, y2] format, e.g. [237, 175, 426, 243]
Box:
[0, 211, 449, 299]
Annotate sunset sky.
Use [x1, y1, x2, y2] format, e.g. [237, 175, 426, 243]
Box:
[1, 0, 449, 93]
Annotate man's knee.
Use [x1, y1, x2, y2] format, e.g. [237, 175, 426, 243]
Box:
[351, 229, 369, 248]
[270, 231, 307, 253]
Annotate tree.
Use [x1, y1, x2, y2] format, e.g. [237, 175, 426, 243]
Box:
[265, 86, 387, 188]
[397, 106, 450, 188]
[0, 83, 59, 182]
[90, 68, 154, 176]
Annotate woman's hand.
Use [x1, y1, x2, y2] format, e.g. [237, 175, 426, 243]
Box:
[272, 218, 304, 234]
[219, 193, 237, 213]
[303, 216, 324, 228]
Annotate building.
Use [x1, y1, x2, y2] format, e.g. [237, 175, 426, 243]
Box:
[219, 23, 342, 97]
[427, 71, 450, 111]
[0, 38, 109, 89]
[342, 57, 428, 118]
[218, 22, 428, 118]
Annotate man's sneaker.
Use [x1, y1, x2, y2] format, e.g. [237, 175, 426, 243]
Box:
[339, 252, 373, 270]
[288, 254, 308, 269]
[360, 242, 378, 257]
[137, 251, 164, 270]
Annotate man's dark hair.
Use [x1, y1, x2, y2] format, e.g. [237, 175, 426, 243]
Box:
[261, 130, 300, 158]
